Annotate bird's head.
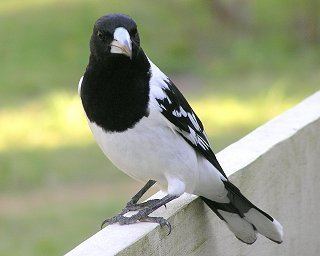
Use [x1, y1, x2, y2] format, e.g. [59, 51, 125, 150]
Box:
[90, 13, 141, 62]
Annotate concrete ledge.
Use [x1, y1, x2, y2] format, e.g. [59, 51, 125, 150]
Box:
[65, 91, 320, 256]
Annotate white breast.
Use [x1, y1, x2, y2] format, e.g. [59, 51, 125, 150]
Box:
[88, 111, 199, 195]
[84, 59, 228, 199]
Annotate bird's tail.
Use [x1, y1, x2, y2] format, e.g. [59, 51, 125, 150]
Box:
[201, 181, 283, 244]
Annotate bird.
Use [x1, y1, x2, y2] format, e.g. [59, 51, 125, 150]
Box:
[78, 13, 283, 244]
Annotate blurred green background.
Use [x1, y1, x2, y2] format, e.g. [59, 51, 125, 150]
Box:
[0, 0, 319, 255]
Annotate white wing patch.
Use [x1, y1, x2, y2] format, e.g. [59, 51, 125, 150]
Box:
[172, 106, 188, 117]
[197, 135, 210, 150]
[180, 125, 210, 150]
[148, 59, 210, 150]
[147, 58, 227, 178]
[188, 112, 201, 131]
[148, 57, 169, 90]
[148, 58, 173, 113]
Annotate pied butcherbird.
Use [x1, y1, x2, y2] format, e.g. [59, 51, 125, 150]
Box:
[79, 13, 283, 244]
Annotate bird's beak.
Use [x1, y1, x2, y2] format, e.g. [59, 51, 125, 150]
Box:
[110, 27, 132, 59]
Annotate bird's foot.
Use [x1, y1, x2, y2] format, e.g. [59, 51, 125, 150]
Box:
[101, 194, 177, 235]
[101, 199, 162, 228]
[101, 198, 172, 234]
[101, 208, 172, 235]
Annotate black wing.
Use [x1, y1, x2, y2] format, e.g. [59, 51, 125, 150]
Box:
[155, 79, 227, 179]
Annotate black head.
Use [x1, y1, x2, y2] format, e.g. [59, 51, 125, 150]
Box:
[90, 13, 141, 62]
[82, 14, 151, 132]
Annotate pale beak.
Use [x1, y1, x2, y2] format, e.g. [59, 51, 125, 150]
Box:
[110, 27, 132, 58]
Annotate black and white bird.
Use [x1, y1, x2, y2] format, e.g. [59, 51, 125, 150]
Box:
[79, 13, 283, 244]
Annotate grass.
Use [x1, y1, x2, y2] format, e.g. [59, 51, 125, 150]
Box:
[0, 185, 130, 256]
[0, 0, 319, 255]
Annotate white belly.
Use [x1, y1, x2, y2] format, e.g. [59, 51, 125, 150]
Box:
[88, 113, 228, 201]
[88, 116, 199, 195]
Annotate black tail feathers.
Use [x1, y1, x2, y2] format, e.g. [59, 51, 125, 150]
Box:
[201, 180, 283, 244]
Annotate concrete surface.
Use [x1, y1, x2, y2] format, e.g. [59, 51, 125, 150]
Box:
[65, 91, 320, 256]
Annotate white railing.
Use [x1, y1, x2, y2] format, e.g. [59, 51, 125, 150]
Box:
[65, 91, 320, 256]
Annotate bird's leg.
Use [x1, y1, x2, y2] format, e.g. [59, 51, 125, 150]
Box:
[125, 180, 157, 210]
[104, 194, 178, 234]
[124, 199, 162, 211]
[101, 180, 157, 229]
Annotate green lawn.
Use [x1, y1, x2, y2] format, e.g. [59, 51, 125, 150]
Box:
[0, 0, 319, 255]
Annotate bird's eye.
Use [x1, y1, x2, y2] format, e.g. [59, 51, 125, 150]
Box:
[97, 31, 104, 40]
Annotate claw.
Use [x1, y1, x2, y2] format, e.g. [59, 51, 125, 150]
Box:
[141, 216, 172, 235]
[101, 215, 118, 229]
[160, 219, 172, 236]
[100, 218, 110, 229]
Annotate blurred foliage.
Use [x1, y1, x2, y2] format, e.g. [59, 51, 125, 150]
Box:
[0, 0, 319, 255]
